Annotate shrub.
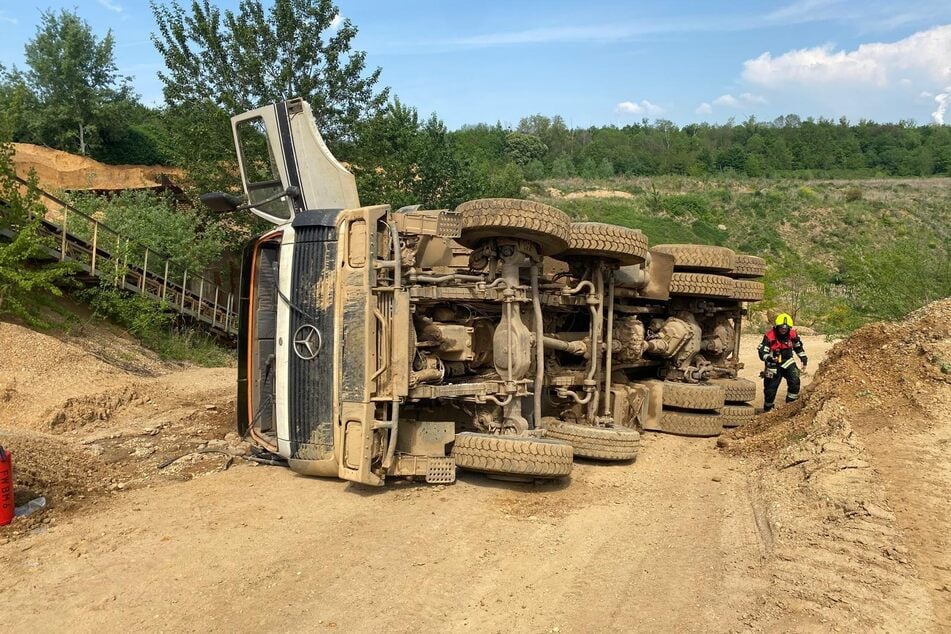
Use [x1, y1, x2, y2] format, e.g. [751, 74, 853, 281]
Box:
[845, 187, 863, 202]
[0, 142, 76, 325]
[67, 190, 227, 275]
[79, 285, 232, 366]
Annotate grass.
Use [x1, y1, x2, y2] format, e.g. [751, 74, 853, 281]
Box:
[534, 175, 951, 332]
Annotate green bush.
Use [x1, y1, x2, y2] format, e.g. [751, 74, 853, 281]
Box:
[835, 236, 951, 326]
[67, 189, 227, 275]
[663, 194, 711, 220]
[0, 142, 76, 325]
[79, 285, 232, 366]
[523, 159, 546, 181]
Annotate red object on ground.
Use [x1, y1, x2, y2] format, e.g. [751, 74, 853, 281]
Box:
[0, 447, 13, 526]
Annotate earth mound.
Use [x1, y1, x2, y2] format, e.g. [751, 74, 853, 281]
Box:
[0, 319, 237, 535]
[725, 299, 951, 630]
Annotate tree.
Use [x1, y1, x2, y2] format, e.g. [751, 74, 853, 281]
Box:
[0, 68, 36, 143]
[350, 100, 484, 210]
[504, 132, 547, 166]
[151, 0, 388, 145]
[0, 142, 75, 323]
[22, 10, 132, 155]
[551, 156, 573, 178]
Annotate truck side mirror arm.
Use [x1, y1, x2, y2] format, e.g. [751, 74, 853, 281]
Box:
[200, 187, 301, 214]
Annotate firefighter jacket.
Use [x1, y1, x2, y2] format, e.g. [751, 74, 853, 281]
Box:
[758, 327, 808, 368]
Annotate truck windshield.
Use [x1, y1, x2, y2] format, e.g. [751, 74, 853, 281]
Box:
[236, 117, 290, 221]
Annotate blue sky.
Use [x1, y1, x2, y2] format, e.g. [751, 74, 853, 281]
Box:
[2, 0, 950, 127]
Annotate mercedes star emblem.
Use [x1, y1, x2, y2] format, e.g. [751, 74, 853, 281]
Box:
[292, 324, 322, 360]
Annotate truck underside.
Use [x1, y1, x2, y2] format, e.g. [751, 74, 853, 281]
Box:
[217, 98, 765, 487]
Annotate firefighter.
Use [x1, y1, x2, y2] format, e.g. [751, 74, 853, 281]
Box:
[757, 313, 808, 412]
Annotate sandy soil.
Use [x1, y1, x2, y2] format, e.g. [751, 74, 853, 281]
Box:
[13, 143, 183, 192]
[1, 310, 948, 631]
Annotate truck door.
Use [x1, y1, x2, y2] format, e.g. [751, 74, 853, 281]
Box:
[231, 99, 360, 224]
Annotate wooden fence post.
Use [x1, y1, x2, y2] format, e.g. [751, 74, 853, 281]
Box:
[90, 222, 98, 274]
[60, 206, 68, 261]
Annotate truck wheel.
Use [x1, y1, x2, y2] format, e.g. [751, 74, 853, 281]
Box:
[653, 244, 736, 272]
[661, 381, 725, 410]
[731, 254, 766, 278]
[451, 432, 573, 478]
[557, 222, 648, 265]
[657, 410, 723, 437]
[544, 421, 639, 461]
[732, 280, 765, 302]
[710, 377, 757, 403]
[721, 404, 755, 428]
[456, 199, 571, 256]
[668, 272, 735, 298]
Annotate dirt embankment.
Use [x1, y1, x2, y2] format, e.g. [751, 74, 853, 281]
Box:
[727, 299, 951, 630]
[0, 321, 239, 532]
[12, 143, 183, 192]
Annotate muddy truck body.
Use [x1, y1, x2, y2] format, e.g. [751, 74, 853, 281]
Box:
[204, 98, 765, 486]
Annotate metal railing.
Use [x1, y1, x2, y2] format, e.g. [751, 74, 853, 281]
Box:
[8, 175, 238, 336]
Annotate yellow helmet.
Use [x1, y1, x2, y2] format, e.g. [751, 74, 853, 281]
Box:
[774, 313, 794, 327]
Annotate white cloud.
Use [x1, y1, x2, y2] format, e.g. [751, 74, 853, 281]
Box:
[616, 100, 664, 116]
[713, 94, 739, 107]
[0, 11, 17, 24]
[740, 92, 768, 104]
[711, 93, 768, 108]
[98, 0, 123, 13]
[742, 24, 951, 88]
[695, 102, 713, 115]
[934, 88, 951, 124]
[329, 14, 342, 31]
[920, 90, 934, 98]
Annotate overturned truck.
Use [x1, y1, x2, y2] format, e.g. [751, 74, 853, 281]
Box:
[205, 98, 765, 486]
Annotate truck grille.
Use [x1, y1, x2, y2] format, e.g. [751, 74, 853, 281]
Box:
[287, 221, 337, 461]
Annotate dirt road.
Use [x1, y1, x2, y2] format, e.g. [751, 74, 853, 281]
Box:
[3, 434, 765, 632]
[2, 321, 947, 631]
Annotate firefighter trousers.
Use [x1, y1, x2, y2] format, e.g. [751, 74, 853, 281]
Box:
[764, 363, 800, 411]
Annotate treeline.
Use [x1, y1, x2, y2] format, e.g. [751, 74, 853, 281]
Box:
[452, 114, 951, 180]
[3, 4, 951, 215]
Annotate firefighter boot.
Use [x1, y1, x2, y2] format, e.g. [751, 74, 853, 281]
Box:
[784, 365, 802, 404]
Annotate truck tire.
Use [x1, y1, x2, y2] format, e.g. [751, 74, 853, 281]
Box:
[456, 198, 570, 256]
[544, 421, 640, 461]
[558, 222, 648, 265]
[662, 381, 725, 411]
[732, 280, 765, 302]
[653, 244, 736, 272]
[657, 410, 723, 437]
[731, 254, 766, 278]
[451, 432, 573, 477]
[721, 404, 755, 428]
[668, 272, 735, 298]
[710, 377, 757, 403]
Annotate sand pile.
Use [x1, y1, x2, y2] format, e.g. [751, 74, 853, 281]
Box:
[733, 298, 951, 450]
[0, 318, 238, 536]
[0, 322, 168, 431]
[724, 298, 951, 631]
